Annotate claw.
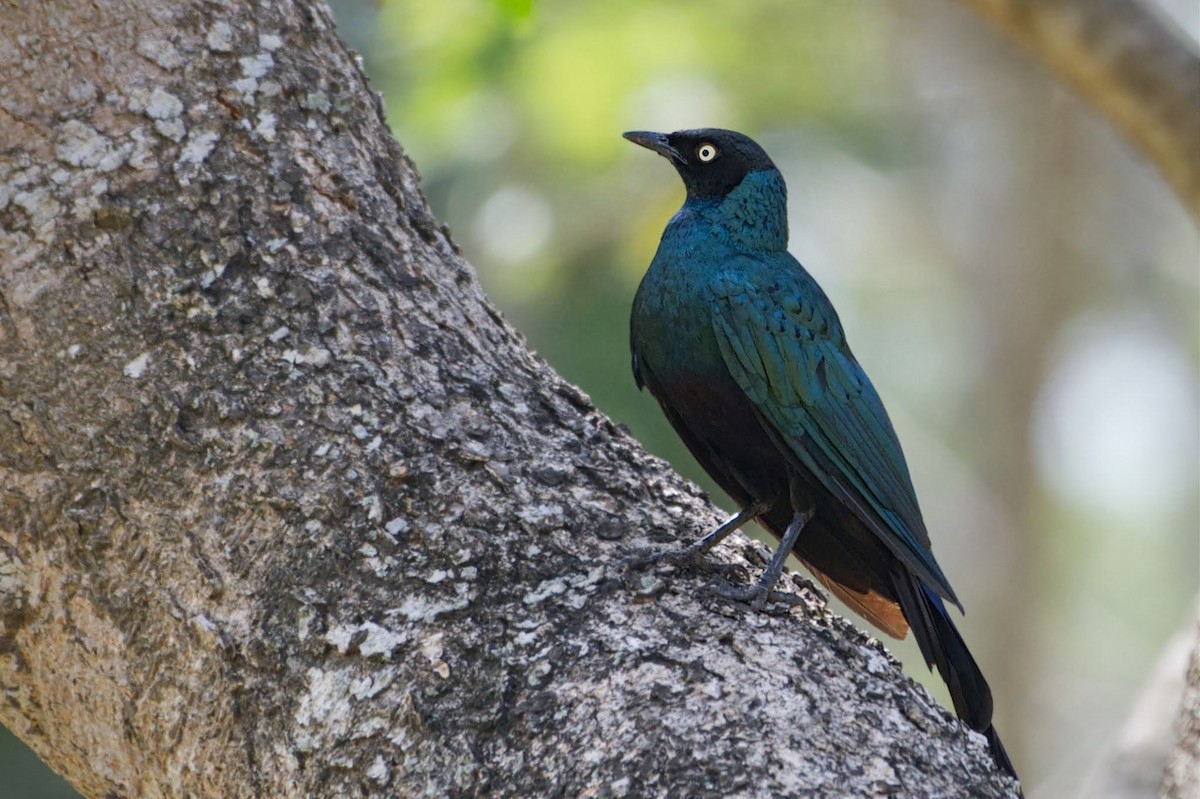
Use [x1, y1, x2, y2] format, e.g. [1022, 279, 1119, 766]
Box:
[709, 579, 804, 612]
[623, 501, 770, 574]
[624, 502, 813, 617]
[620, 547, 698, 572]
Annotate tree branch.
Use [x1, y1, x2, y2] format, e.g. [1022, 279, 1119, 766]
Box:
[951, 0, 1200, 220]
[1163, 607, 1200, 797]
[0, 1, 1018, 797]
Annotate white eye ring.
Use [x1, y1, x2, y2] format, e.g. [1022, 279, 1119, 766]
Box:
[697, 143, 717, 162]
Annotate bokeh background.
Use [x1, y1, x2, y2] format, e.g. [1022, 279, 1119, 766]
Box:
[4, 1, 1197, 796]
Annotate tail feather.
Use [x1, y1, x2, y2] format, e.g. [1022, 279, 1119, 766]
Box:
[893, 575, 1018, 782]
[986, 726, 1017, 783]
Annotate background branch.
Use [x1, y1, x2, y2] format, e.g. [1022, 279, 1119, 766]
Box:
[951, 0, 1200, 219]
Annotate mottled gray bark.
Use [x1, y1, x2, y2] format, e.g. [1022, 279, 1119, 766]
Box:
[0, 2, 1023, 797]
[1163, 612, 1200, 798]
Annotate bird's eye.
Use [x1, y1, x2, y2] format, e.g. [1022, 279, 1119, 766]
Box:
[697, 143, 718, 162]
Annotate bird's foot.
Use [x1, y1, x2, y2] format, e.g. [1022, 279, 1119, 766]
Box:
[709, 578, 803, 612]
[622, 547, 746, 601]
[622, 534, 736, 573]
[623, 503, 773, 575]
[708, 504, 811, 612]
[621, 546, 699, 572]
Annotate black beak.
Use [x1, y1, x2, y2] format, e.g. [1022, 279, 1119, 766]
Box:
[623, 130, 685, 165]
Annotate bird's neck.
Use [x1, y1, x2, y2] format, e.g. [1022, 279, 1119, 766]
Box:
[686, 169, 789, 253]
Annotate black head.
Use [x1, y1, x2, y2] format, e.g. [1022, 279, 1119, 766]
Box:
[623, 128, 776, 201]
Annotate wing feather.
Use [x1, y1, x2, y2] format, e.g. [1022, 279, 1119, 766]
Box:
[710, 266, 959, 607]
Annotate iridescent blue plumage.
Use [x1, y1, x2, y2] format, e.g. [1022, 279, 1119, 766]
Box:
[626, 129, 1016, 781]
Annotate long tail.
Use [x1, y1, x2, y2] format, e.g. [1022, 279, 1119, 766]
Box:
[893, 575, 1018, 781]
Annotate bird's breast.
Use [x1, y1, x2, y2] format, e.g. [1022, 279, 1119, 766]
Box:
[631, 259, 725, 379]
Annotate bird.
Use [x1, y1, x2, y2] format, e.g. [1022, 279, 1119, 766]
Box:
[624, 127, 1017, 782]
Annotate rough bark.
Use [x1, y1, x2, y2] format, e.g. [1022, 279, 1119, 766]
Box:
[1163, 612, 1200, 798]
[0, 1, 1020, 797]
[949, 0, 1200, 221]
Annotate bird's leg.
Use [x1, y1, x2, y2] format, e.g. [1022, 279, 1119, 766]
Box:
[714, 505, 815, 611]
[676, 499, 772, 564]
[625, 499, 771, 570]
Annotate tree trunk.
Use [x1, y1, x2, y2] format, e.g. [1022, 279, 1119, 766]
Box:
[0, 1, 1019, 797]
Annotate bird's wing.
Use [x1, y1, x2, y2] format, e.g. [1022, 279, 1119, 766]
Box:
[709, 268, 959, 607]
